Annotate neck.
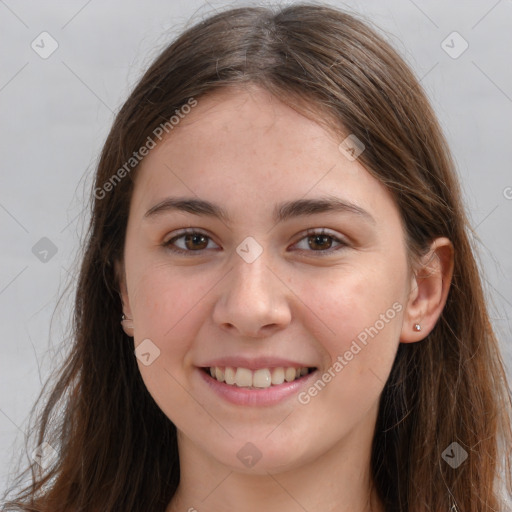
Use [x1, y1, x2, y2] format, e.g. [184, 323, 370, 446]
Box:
[166, 406, 384, 512]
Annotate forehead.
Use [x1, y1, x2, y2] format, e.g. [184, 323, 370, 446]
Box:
[128, 86, 397, 227]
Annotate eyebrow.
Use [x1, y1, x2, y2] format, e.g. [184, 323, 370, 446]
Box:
[143, 195, 375, 225]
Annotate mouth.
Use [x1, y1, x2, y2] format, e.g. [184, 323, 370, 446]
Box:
[200, 365, 317, 389]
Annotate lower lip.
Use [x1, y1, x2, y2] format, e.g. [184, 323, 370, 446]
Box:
[197, 368, 317, 406]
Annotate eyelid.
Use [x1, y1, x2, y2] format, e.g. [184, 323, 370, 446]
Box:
[163, 227, 212, 244]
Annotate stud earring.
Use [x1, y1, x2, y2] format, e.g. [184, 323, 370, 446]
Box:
[121, 314, 134, 335]
[413, 323, 422, 332]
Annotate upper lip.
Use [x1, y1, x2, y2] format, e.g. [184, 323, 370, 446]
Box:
[199, 357, 317, 370]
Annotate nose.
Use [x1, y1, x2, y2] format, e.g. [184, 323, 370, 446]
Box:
[212, 252, 292, 338]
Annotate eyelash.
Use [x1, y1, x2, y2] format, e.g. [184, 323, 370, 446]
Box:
[162, 228, 348, 257]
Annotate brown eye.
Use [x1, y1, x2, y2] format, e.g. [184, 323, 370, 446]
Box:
[164, 230, 218, 254]
[292, 229, 347, 256]
[182, 233, 209, 250]
[307, 233, 334, 251]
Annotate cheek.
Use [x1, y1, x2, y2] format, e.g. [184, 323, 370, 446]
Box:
[294, 279, 401, 428]
[131, 264, 208, 334]
[130, 268, 215, 429]
[128, 265, 216, 386]
[298, 264, 405, 348]
[292, 261, 406, 410]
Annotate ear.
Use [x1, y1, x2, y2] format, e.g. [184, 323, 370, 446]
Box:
[400, 237, 454, 343]
[115, 259, 133, 319]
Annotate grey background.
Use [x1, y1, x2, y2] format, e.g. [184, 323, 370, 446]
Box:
[1, 0, 511, 498]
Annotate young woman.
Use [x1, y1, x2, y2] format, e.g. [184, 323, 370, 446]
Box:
[3, 3, 511, 511]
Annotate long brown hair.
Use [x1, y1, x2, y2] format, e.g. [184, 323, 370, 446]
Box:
[2, 3, 511, 511]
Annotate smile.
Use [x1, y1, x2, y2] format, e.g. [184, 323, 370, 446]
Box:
[197, 357, 319, 406]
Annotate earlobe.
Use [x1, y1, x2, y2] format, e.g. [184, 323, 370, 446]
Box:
[400, 237, 454, 343]
[115, 260, 135, 337]
[114, 259, 133, 322]
[120, 314, 134, 336]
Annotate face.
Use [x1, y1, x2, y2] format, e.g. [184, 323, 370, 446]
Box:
[118, 86, 412, 474]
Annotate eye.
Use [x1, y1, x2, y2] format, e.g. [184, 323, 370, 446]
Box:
[291, 228, 347, 256]
[162, 228, 347, 256]
[163, 229, 219, 255]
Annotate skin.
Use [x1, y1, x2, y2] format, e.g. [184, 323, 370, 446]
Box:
[116, 86, 453, 512]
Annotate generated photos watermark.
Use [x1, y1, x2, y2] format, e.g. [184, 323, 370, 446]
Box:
[94, 97, 198, 200]
[298, 301, 403, 405]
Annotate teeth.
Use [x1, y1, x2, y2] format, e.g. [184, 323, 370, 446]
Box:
[285, 367, 297, 382]
[215, 367, 224, 383]
[253, 369, 272, 388]
[235, 367, 252, 387]
[207, 366, 312, 388]
[271, 367, 285, 385]
[225, 366, 236, 385]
